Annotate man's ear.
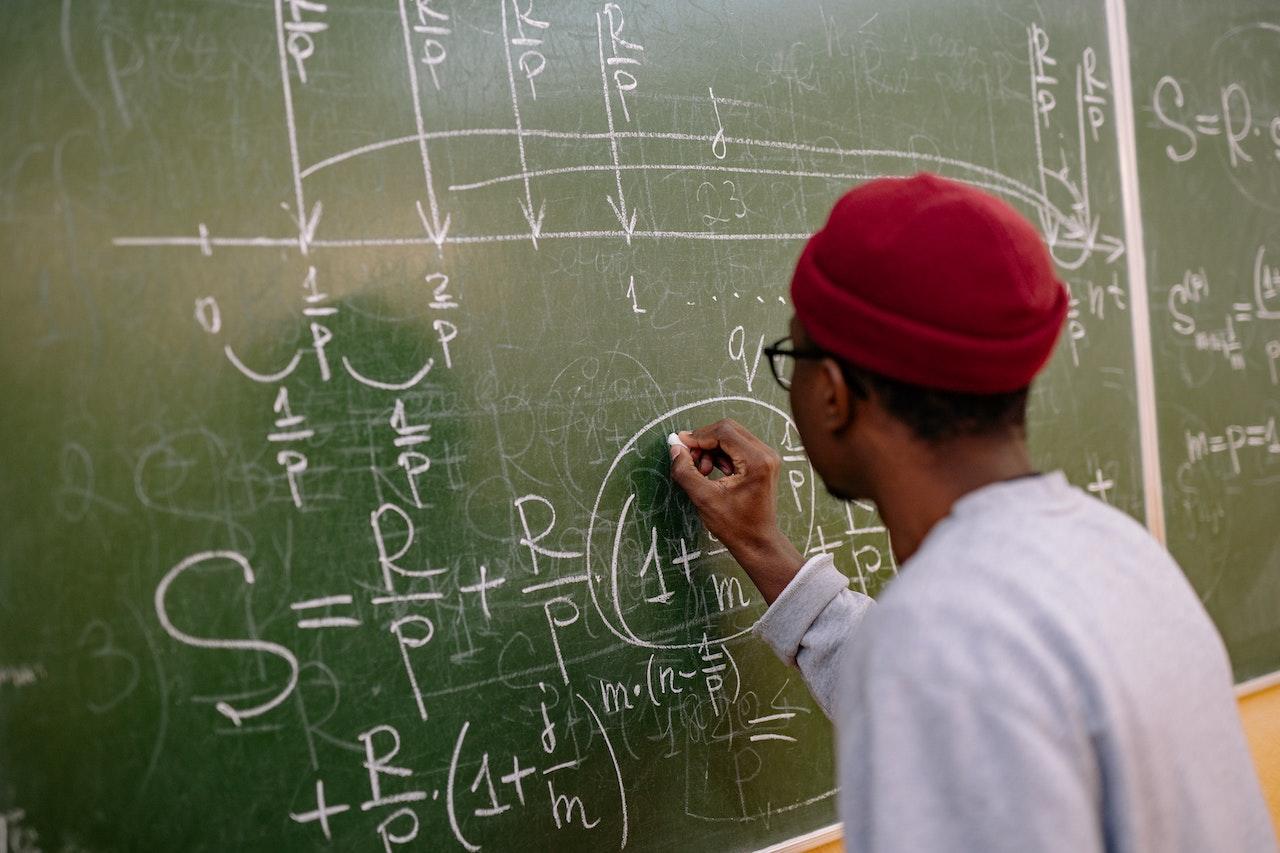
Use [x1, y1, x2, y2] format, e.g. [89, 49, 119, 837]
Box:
[817, 358, 855, 432]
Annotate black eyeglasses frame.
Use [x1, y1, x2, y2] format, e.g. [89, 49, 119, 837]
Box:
[761, 336, 827, 391]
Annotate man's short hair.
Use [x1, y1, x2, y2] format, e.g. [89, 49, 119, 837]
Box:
[839, 359, 1030, 443]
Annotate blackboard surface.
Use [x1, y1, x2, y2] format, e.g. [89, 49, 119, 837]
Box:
[0, 0, 1268, 850]
[1125, 0, 1280, 685]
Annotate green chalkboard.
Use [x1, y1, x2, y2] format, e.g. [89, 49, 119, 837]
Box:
[1125, 1, 1280, 683]
[1, 0, 1151, 850]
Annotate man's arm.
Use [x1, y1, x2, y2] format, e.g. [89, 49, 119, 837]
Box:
[750, 553, 873, 716]
[668, 419, 873, 716]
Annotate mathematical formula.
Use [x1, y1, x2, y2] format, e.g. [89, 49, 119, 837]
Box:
[3, 1, 1191, 850]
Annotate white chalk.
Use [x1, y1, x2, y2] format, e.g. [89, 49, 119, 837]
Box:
[666, 432, 687, 448]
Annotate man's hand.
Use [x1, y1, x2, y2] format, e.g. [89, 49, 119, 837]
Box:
[668, 419, 805, 604]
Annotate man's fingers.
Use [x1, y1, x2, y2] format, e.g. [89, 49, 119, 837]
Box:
[669, 443, 714, 501]
[688, 444, 734, 477]
[679, 434, 736, 477]
[680, 420, 767, 472]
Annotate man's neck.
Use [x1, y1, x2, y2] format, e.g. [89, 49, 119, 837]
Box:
[871, 433, 1034, 565]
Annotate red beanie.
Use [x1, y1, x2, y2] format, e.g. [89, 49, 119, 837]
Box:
[790, 173, 1068, 394]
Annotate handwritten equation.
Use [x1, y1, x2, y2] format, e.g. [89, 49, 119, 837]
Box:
[2, 1, 1155, 851]
[110, 4, 1133, 849]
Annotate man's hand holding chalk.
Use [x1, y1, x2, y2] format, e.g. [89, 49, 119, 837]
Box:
[668, 431, 735, 476]
[667, 420, 804, 603]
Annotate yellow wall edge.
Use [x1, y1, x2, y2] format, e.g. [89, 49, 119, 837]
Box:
[1240, 682, 1280, 842]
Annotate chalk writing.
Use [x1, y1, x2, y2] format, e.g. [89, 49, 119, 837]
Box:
[48, 5, 1178, 850]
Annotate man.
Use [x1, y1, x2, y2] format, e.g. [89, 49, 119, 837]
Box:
[667, 174, 1275, 852]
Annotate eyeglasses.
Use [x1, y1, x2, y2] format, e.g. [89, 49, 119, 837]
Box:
[761, 336, 829, 390]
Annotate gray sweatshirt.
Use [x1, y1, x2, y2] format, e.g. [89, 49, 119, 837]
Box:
[753, 471, 1276, 852]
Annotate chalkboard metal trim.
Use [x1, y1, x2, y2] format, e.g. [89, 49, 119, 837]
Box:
[1238, 670, 1280, 697]
[754, 822, 842, 853]
[1104, 0, 1166, 545]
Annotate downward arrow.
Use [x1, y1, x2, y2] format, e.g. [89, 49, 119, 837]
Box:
[300, 201, 323, 250]
[415, 200, 451, 254]
[517, 196, 546, 249]
[1061, 213, 1091, 242]
[606, 194, 638, 244]
[1044, 206, 1094, 249]
[1041, 164, 1092, 244]
[1042, 208, 1061, 246]
[282, 200, 324, 255]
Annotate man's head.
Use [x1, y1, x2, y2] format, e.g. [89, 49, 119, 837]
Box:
[782, 173, 1066, 501]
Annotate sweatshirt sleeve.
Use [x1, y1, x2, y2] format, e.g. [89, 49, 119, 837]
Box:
[751, 553, 874, 717]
